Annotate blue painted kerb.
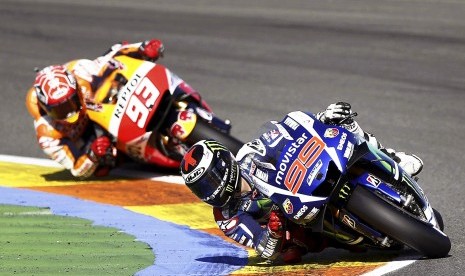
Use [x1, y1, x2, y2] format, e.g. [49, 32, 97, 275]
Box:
[0, 187, 248, 275]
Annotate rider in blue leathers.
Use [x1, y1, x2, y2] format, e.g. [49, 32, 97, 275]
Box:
[180, 102, 423, 263]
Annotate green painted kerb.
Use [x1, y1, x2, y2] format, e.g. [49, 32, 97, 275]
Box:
[0, 204, 154, 275]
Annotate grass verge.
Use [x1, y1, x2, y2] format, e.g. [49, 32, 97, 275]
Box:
[0, 204, 154, 275]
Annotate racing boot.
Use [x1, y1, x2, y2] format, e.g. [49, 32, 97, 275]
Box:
[281, 232, 331, 264]
[282, 245, 305, 264]
[383, 148, 424, 176]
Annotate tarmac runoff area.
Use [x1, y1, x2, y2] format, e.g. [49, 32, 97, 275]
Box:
[0, 155, 417, 275]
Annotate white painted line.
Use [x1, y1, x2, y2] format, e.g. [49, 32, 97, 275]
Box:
[111, 168, 185, 184]
[362, 256, 418, 276]
[2, 210, 53, 216]
[0, 154, 62, 168]
[0, 154, 184, 184]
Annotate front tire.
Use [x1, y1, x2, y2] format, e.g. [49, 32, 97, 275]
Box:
[433, 208, 444, 231]
[346, 186, 451, 258]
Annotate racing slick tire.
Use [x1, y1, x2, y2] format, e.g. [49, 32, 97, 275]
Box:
[346, 186, 451, 258]
[186, 118, 244, 155]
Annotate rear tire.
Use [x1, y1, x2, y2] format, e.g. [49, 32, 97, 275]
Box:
[346, 186, 451, 258]
[186, 118, 244, 155]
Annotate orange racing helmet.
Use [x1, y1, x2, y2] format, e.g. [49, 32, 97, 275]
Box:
[33, 65, 86, 124]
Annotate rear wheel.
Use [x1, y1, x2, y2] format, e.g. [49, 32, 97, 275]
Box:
[346, 186, 451, 258]
[186, 118, 244, 155]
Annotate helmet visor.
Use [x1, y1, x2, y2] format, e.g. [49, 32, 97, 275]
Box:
[189, 160, 238, 207]
[45, 93, 82, 121]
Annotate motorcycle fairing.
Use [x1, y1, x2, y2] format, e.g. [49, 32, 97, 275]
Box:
[246, 111, 362, 224]
[274, 111, 361, 192]
[350, 172, 403, 204]
[346, 142, 440, 229]
[108, 62, 169, 141]
[85, 56, 178, 164]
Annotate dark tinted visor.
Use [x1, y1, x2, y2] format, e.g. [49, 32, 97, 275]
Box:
[45, 93, 82, 120]
[188, 160, 229, 207]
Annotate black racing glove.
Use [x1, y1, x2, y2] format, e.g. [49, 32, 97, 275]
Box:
[320, 102, 354, 124]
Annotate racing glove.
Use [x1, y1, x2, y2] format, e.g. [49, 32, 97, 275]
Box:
[256, 210, 285, 260]
[318, 102, 354, 125]
[267, 210, 284, 238]
[88, 136, 116, 167]
[139, 39, 165, 61]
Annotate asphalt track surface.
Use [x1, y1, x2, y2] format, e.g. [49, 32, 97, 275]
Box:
[1, 0, 465, 275]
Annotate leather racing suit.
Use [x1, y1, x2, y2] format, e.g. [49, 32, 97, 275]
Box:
[213, 110, 369, 261]
[25, 41, 162, 178]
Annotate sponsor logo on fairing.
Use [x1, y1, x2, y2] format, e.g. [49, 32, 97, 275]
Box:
[280, 135, 326, 194]
[324, 128, 339, 138]
[367, 174, 381, 187]
[170, 110, 196, 139]
[287, 206, 320, 222]
[344, 141, 354, 159]
[263, 130, 281, 143]
[268, 129, 280, 140]
[282, 198, 293, 214]
[303, 207, 320, 221]
[114, 73, 143, 119]
[107, 63, 158, 136]
[275, 132, 308, 185]
[283, 117, 299, 130]
[275, 123, 292, 140]
[293, 205, 308, 220]
[339, 183, 351, 199]
[306, 159, 323, 186]
[337, 132, 347, 150]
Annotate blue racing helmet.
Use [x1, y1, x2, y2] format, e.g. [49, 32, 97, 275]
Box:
[180, 140, 240, 207]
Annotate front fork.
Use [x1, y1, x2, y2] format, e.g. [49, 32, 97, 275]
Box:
[325, 180, 394, 248]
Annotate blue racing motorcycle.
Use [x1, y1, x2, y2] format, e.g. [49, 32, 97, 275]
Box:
[252, 111, 451, 258]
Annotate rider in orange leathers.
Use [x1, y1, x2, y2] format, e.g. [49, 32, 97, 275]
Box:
[25, 40, 165, 178]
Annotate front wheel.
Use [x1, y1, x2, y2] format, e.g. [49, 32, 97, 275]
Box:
[346, 186, 451, 258]
[186, 118, 244, 155]
[433, 208, 444, 231]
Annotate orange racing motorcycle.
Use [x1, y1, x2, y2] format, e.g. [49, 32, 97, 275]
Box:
[86, 55, 243, 169]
